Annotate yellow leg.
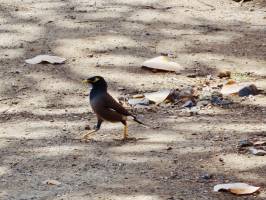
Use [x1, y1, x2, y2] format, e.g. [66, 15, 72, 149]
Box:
[123, 124, 128, 140]
[82, 130, 97, 140]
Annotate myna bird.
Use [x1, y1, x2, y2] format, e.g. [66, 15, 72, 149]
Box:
[82, 76, 145, 140]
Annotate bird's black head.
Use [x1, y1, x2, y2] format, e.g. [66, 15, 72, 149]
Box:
[82, 76, 107, 91]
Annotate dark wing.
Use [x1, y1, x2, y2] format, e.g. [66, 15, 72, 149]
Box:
[100, 93, 148, 126]
[105, 93, 130, 116]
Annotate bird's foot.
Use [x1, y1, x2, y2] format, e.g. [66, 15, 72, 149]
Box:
[81, 129, 97, 141]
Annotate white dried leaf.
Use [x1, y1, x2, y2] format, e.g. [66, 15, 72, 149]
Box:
[253, 141, 266, 146]
[43, 179, 61, 185]
[128, 98, 149, 106]
[214, 183, 260, 195]
[25, 55, 66, 64]
[142, 56, 183, 72]
[144, 89, 171, 104]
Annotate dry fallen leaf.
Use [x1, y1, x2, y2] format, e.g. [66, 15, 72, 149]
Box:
[253, 141, 266, 146]
[25, 55, 66, 64]
[43, 179, 61, 185]
[144, 89, 171, 104]
[142, 56, 183, 72]
[214, 183, 260, 195]
[128, 98, 149, 106]
[132, 94, 145, 98]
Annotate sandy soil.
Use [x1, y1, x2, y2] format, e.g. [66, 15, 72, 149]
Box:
[0, 0, 266, 199]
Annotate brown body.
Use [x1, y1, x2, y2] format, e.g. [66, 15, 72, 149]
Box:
[90, 92, 129, 123]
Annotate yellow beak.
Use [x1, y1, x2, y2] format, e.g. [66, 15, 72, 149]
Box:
[82, 79, 90, 84]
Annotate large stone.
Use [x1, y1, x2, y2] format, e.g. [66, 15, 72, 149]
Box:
[221, 81, 259, 97]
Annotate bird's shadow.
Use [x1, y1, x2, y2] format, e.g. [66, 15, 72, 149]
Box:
[78, 137, 148, 147]
[113, 137, 148, 143]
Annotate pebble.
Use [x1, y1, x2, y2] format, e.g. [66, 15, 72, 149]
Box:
[221, 82, 259, 97]
[211, 96, 232, 106]
[238, 139, 253, 147]
[197, 100, 209, 107]
[181, 100, 194, 108]
[200, 173, 213, 180]
[249, 147, 266, 156]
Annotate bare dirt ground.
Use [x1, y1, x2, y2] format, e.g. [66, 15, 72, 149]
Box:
[0, 0, 266, 199]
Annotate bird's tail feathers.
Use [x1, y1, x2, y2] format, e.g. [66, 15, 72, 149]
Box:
[129, 115, 149, 128]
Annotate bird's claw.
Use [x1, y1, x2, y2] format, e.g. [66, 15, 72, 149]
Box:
[81, 129, 97, 141]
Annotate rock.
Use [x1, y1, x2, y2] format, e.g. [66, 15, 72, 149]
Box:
[200, 173, 213, 180]
[179, 87, 195, 100]
[238, 84, 259, 97]
[187, 74, 197, 78]
[84, 125, 91, 130]
[238, 139, 253, 147]
[190, 107, 199, 115]
[206, 74, 213, 80]
[218, 71, 231, 79]
[19, 43, 24, 48]
[221, 81, 259, 97]
[181, 100, 194, 108]
[200, 87, 214, 100]
[249, 147, 266, 156]
[211, 96, 232, 106]
[166, 147, 173, 151]
[167, 89, 180, 101]
[197, 100, 209, 107]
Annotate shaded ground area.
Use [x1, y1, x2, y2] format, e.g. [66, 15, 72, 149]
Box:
[0, 0, 266, 199]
